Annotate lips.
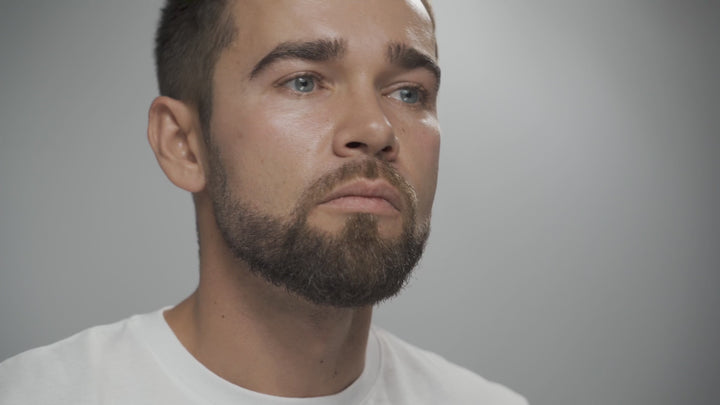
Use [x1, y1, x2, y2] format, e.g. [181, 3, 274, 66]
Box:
[319, 179, 404, 212]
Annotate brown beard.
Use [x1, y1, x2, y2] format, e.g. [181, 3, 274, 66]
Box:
[208, 153, 429, 308]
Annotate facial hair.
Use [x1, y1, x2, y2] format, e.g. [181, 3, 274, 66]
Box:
[208, 153, 430, 308]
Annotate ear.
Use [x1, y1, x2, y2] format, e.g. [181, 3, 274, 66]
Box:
[147, 96, 207, 193]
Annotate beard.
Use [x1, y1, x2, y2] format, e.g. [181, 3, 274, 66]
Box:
[207, 152, 430, 308]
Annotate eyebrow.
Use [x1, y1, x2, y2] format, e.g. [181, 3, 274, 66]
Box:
[387, 42, 441, 89]
[249, 39, 441, 89]
[250, 38, 347, 78]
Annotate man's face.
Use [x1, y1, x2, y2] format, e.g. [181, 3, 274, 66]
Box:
[205, 0, 440, 307]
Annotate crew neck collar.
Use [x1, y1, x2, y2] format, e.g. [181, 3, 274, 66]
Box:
[132, 308, 381, 405]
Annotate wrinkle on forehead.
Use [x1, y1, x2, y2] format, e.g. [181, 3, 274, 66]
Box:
[406, 0, 433, 25]
[225, 0, 437, 69]
[396, 0, 437, 57]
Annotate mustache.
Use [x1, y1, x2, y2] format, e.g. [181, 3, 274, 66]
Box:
[293, 159, 417, 216]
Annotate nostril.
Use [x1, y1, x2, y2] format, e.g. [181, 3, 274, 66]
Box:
[346, 141, 364, 149]
[381, 145, 393, 153]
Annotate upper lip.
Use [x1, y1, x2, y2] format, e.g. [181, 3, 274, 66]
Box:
[319, 179, 404, 211]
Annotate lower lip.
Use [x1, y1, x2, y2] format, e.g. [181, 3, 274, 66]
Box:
[320, 196, 398, 214]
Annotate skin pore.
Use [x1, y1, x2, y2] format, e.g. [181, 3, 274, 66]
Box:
[148, 0, 439, 398]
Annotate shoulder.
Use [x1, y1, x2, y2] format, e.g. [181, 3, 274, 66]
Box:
[0, 311, 159, 404]
[372, 327, 528, 405]
[1, 314, 138, 376]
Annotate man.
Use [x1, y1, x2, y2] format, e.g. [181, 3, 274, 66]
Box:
[0, 1, 527, 403]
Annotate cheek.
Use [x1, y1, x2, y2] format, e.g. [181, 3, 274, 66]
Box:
[261, 106, 335, 171]
[399, 120, 440, 219]
[211, 102, 334, 216]
[417, 137, 440, 218]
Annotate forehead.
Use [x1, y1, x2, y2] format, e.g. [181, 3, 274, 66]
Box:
[225, 0, 436, 63]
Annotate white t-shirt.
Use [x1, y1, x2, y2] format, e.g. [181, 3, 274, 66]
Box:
[0, 309, 527, 404]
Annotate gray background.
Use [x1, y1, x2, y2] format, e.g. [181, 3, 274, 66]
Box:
[1, 1, 718, 404]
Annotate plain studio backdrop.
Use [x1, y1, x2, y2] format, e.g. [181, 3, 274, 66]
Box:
[1, 1, 718, 404]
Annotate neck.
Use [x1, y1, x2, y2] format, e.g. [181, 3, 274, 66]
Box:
[165, 226, 373, 398]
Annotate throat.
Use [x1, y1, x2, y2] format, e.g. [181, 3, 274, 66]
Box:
[164, 289, 373, 397]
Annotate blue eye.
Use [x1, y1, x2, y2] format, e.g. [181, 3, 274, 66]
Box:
[394, 87, 421, 104]
[287, 75, 315, 93]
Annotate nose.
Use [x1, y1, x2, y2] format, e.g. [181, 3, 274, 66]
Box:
[332, 89, 398, 161]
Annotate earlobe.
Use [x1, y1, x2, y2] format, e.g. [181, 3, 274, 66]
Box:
[147, 96, 207, 193]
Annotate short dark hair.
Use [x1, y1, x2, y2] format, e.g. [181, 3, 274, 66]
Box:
[155, 0, 236, 140]
[154, 0, 435, 140]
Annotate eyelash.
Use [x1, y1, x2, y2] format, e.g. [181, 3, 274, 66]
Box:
[276, 72, 325, 94]
[389, 84, 430, 107]
[276, 73, 432, 107]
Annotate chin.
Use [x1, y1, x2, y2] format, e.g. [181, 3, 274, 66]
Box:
[308, 212, 404, 239]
